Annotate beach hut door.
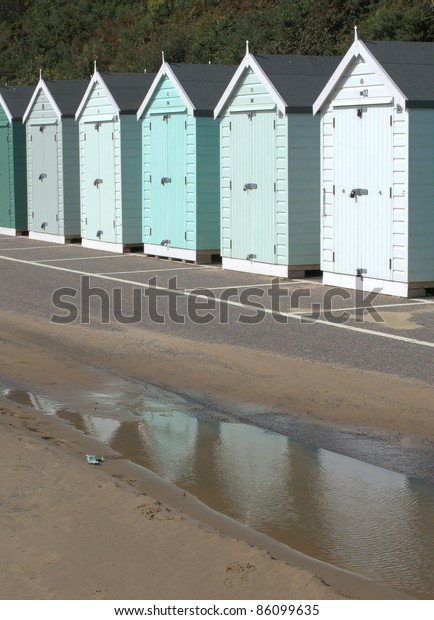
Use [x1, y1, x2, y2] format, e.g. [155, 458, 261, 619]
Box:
[84, 120, 116, 243]
[230, 111, 276, 263]
[334, 105, 392, 281]
[0, 126, 12, 227]
[29, 124, 58, 234]
[150, 112, 187, 249]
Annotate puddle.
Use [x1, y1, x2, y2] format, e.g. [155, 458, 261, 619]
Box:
[2, 382, 434, 598]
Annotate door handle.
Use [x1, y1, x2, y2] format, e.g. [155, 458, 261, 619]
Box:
[243, 183, 257, 191]
[161, 177, 172, 185]
[94, 178, 103, 187]
[350, 188, 368, 198]
[39, 173, 47, 181]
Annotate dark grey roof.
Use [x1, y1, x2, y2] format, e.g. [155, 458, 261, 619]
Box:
[0, 86, 34, 120]
[253, 54, 341, 112]
[43, 80, 89, 117]
[101, 73, 156, 113]
[363, 40, 434, 107]
[169, 64, 237, 116]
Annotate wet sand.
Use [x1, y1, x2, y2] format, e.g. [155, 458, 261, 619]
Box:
[1, 310, 432, 599]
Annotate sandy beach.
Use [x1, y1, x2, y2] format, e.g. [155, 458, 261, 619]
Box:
[1, 309, 432, 600]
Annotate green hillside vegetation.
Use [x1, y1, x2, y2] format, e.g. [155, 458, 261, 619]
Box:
[1, 0, 433, 85]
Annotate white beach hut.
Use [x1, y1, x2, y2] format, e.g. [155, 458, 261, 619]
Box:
[313, 30, 434, 297]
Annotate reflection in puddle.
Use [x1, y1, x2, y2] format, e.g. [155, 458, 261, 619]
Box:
[2, 384, 434, 598]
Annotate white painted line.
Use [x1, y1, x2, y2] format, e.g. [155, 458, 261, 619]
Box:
[1, 253, 434, 349]
[0, 246, 70, 252]
[185, 282, 284, 291]
[99, 266, 205, 275]
[35, 254, 137, 263]
[295, 300, 429, 314]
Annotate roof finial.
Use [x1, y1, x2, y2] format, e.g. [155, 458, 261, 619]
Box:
[93, 59, 97, 74]
[246, 40, 249, 55]
[162, 50, 165, 64]
[39, 67, 42, 80]
[354, 25, 358, 42]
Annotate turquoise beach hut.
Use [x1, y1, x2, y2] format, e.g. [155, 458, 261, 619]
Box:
[75, 69, 155, 253]
[214, 45, 340, 277]
[137, 60, 236, 263]
[23, 78, 88, 243]
[0, 86, 33, 235]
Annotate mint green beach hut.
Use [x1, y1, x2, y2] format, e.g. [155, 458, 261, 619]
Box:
[23, 78, 88, 243]
[214, 46, 340, 277]
[0, 86, 33, 235]
[137, 61, 236, 262]
[75, 70, 155, 253]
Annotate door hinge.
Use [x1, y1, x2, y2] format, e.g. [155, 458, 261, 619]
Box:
[332, 251, 335, 263]
[113, 220, 116, 228]
[273, 120, 276, 130]
[149, 227, 152, 236]
[84, 133, 86, 141]
[229, 240, 232, 250]
[85, 217, 87, 225]
[149, 122, 152, 130]
[229, 121, 231, 131]
[390, 115, 392, 127]
[54, 134, 57, 141]
[112, 132, 114, 140]
[229, 180, 232, 190]
[274, 182, 276, 192]
[56, 214, 58, 222]
[333, 185, 335, 195]
[185, 231, 187, 241]
[389, 258, 392, 270]
[333, 118, 335, 129]
[274, 244, 276, 255]
[149, 175, 152, 183]
[185, 121, 187, 130]
[185, 176, 187, 185]
[389, 187, 392, 198]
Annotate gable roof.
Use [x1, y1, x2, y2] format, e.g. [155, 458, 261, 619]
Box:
[363, 41, 434, 107]
[0, 86, 34, 121]
[76, 71, 155, 119]
[314, 38, 434, 114]
[214, 52, 341, 117]
[23, 79, 89, 122]
[137, 63, 237, 119]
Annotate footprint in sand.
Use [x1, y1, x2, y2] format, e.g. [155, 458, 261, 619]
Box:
[224, 561, 256, 587]
[134, 501, 174, 520]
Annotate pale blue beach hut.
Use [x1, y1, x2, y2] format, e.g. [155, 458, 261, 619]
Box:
[214, 45, 340, 277]
[75, 69, 155, 253]
[314, 32, 434, 297]
[0, 86, 33, 235]
[137, 60, 236, 263]
[23, 78, 88, 243]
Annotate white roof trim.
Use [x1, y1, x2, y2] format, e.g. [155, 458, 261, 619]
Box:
[214, 53, 286, 118]
[137, 62, 194, 119]
[75, 71, 120, 120]
[332, 96, 394, 107]
[0, 93, 12, 123]
[313, 39, 407, 115]
[23, 79, 63, 123]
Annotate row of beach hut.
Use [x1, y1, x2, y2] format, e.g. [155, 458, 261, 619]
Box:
[1, 32, 434, 297]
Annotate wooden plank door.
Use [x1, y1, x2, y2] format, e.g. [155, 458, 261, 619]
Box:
[0, 125, 11, 227]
